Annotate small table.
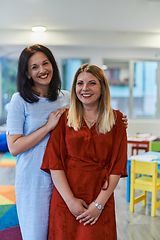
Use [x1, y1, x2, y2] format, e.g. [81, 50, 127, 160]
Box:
[127, 134, 158, 152]
[127, 151, 160, 202]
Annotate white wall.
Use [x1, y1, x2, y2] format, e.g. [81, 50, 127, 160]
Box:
[127, 119, 160, 136]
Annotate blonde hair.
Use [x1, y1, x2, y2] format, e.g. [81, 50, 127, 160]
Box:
[67, 63, 115, 133]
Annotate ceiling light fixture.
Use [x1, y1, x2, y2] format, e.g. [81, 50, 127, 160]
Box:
[32, 26, 47, 32]
[102, 65, 108, 70]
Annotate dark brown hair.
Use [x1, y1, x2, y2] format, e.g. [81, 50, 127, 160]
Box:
[17, 44, 61, 103]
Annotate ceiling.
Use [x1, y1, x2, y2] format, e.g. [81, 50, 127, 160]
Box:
[1, 0, 160, 58]
[0, 0, 160, 33]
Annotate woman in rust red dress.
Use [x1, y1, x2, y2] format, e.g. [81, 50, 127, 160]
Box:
[41, 63, 128, 240]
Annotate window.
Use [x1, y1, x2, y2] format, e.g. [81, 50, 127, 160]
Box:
[103, 60, 130, 116]
[103, 60, 159, 118]
[132, 61, 158, 118]
[0, 57, 17, 117]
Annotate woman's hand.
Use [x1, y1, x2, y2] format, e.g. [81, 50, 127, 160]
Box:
[67, 198, 88, 217]
[76, 201, 102, 226]
[50, 170, 88, 218]
[122, 114, 128, 128]
[46, 107, 67, 132]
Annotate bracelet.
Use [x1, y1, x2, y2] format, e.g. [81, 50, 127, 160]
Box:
[93, 200, 104, 210]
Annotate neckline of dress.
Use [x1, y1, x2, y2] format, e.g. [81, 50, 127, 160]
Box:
[83, 117, 97, 129]
[83, 117, 97, 128]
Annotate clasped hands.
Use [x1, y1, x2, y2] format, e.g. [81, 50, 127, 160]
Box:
[67, 197, 102, 226]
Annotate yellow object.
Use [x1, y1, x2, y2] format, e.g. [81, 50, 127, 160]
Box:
[130, 159, 160, 217]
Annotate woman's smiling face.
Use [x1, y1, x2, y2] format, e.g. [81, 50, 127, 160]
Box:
[76, 72, 101, 108]
[27, 51, 53, 88]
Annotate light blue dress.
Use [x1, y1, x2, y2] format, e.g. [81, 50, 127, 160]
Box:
[6, 90, 70, 240]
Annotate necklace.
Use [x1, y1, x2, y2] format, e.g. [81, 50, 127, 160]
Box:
[84, 117, 97, 128]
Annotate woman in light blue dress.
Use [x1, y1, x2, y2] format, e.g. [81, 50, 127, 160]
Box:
[6, 44, 70, 240]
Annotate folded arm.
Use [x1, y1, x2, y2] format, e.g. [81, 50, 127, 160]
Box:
[7, 108, 67, 156]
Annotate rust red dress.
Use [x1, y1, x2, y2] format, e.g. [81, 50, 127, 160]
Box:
[41, 110, 128, 240]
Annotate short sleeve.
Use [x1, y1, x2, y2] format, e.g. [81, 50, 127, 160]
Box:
[41, 113, 67, 174]
[6, 93, 25, 135]
[109, 110, 128, 178]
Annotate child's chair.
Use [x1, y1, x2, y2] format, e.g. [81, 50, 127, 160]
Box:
[149, 141, 160, 152]
[130, 159, 160, 217]
[149, 141, 160, 176]
[131, 133, 148, 155]
[131, 144, 148, 155]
